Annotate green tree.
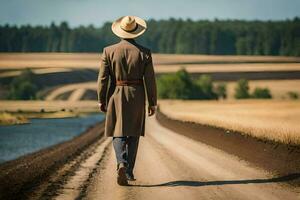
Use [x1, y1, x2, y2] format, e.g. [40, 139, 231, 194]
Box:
[234, 79, 250, 99]
[251, 87, 272, 99]
[1, 18, 299, 55]
[7, 69, 38, 100]
[215, 83, 227, 99]
[157, 68, 198, 99]
[287, 91, 299, 99]
[195, 75, 218, 99]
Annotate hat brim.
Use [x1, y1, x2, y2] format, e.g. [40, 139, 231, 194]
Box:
[111, 16, 147, 39]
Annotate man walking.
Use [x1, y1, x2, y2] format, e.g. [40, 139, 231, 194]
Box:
[97, 16, 157, 186]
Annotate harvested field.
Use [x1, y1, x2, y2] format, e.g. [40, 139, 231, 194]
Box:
[0, 53, 299, 71]
[158, 100, 300, 145]
[155, 63, 300, 73]
[0, 68, 72, 78]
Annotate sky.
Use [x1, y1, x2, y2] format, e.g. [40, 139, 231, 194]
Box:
[0, 0, 299, 27]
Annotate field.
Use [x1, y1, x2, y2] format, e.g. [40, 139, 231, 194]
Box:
[1, 53, 300, 142]
[1, 53, 300, 68]
[0, 99, 98, 124]
[158, 99, 300, 145]
[41, 79, 300, 101]
[0, 53, 300, 73]
[0, 100, 98, 113]
[1, 53, 300, 199]
[218, 79, 300, 99]
[1, 53, 299, 100]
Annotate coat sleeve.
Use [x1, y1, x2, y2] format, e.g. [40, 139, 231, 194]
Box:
[143, 51, 157, 107]
[97, 48, 110, 105]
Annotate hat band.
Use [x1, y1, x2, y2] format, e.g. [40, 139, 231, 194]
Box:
[121, 23, 138, 33]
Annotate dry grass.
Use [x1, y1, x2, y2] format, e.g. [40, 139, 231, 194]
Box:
[218, 80, 300, 99]
[0, 110, 86, 125]
[0, 100, 98, 113]
[0, 68, 72, 78]
[0, 112, 29, 125]
[158, 99, 300, 145]
[0, 53, 101, 69]
[0, 53, 299, 72]
[155, 63, 300, 73]
[151, 54, 300, 64]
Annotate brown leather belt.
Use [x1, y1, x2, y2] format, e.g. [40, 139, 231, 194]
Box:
[116, 79, 143, 86]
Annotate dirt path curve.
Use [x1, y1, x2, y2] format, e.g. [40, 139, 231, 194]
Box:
[85, 118, 300, 200]
[82, 116, 299, 200]
[45, 82, 96, 101]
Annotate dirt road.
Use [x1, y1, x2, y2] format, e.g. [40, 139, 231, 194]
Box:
[54, 116, 299, 200]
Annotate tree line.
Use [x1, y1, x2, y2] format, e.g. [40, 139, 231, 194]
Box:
[0, 17, 299, 55]
[6, 68, 299, 100]
[157, 68, 275, 100]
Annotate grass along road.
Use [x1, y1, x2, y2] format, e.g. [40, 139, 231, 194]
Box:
[158, 99, 300, 145]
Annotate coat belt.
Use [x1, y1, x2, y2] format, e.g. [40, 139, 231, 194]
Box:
[116, 79, 144, 86]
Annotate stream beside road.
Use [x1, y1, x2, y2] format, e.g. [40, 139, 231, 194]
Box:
[0, 113, 104, 163]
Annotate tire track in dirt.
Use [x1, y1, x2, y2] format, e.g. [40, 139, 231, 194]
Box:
[52, 138, 111, 200]
[83, 116, 299, 200]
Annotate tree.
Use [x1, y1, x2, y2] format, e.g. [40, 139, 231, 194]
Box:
[234, 79, 250, 99]
[215, 83, 227, 99]
[157, 68, 198, 99]
[195, 75, 218, 99]
[251, 87, 272, 99]
[1, 18, 299, 55]
[7, 69, 38, 100]
[287, 91, 299, 99]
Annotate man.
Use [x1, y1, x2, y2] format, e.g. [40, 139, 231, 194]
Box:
[97, 16, 157, 186]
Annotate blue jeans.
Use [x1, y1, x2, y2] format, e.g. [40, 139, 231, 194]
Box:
[112, 136, 140, 175]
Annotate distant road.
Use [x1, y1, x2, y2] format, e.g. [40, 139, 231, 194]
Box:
[45, 82, 96, 101]
[52, 116, 299, 200]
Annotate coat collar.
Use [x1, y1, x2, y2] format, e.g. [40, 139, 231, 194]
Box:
[120, 38, 136, 45]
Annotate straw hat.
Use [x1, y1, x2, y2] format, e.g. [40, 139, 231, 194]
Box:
[111, 16, 147, 39]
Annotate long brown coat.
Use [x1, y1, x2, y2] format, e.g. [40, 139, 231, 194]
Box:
[97, 39, 157, 137]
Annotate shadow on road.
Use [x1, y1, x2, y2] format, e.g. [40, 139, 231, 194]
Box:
[130, 173, 300, 187]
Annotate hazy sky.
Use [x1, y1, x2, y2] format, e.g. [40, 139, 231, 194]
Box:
[0, 0, 299, 27]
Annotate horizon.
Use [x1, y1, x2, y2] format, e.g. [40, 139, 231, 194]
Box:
[0, 0, 299, 27]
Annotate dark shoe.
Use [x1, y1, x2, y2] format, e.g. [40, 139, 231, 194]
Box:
[117, 163, 128, 186]
[126, 172, 136, 181]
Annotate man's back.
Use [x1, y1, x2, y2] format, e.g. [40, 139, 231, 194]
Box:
[104, 39, 151, 81]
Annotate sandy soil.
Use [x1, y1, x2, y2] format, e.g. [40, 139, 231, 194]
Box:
[50, 116, 299, 200]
